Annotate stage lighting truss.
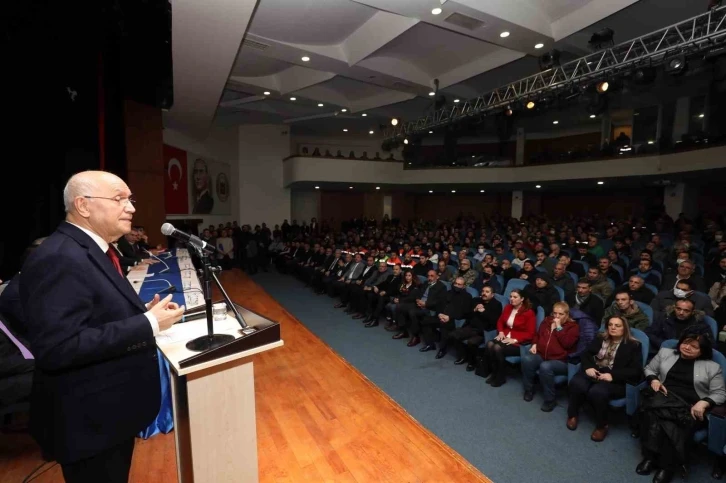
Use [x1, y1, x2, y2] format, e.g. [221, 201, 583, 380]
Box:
[384, 5, 726, 140]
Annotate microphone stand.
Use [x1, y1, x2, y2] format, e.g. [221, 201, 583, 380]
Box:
[184, 245, 242, 351]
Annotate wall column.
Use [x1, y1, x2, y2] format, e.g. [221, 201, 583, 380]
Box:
[511, 190, 523, 219]
[238, 125, 290, 226]
[664, 182, 698, 220]
[672, 97, 690, 143]
[515, 127, 525, 165]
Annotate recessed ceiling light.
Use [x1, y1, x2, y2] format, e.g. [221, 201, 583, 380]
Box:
[349, 186, 353, 189]
[699, 113, 705, 118]
[369, 130, 374, 134]
[432, 7, 442, 15]
[362, 113, 367, 117]
[597, 181, 604, 185]
[343, 129, 348, 132]
[375, 186, 380, 190]
[454, 99, 460, 103]
[263, 91, 270, 95]
[590, 114, 596, 118]
[403, 138, 409, 144]
[553, 120, 559, 124]
[391, 118, 398, 126]
[301, 56, 310, 62]
[535, 185, 542, 188]
[451, 190, 456, 193]
[314, 186, 320, 189]
[341, 108, 347, 112]
[318, 103, 324, 107]
[471, 155, 475, 158]
[429, 131, 433, 134]
[429, 92, 435, 96]
[648, 140, 654, 144]
[480, 189, 485, 193]
[290, 97, 296, 101]
[500, 31, 510, 38]
[526, 101, 535, 109]
[535, 43, 544, 49]
[428, 190, 433, 193]
[408, 162, 412, 165]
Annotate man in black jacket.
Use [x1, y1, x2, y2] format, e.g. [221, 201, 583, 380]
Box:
[572, 279, 604, 323]
[606, 275, 655, 306]
[559, 253, 585, 279]
[420, 277, 473, 356]
[341, 255, 377, 312]
[552, 262, 576, 305]
[364, 264, 402, 327]
[394, 270, 447, 346]
[312, 248, 341, 293]
[645, 298, 711, 351]
[449, 286, 503, 370]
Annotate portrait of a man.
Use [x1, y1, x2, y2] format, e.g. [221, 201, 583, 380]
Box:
[192, 158, 214, 214]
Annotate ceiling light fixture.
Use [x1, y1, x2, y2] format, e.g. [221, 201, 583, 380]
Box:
[301, 56, 310, 62]
[369, 130, 374, 134]
[263, 91, 270, 95]
[480, 189, 485, 193]
[648, 140, 655, 144]
[597, 181, 604, 185]
[526, 101, 535, 109]
[699, 113, 705, 118]
[553, 120, 559, 124]
[343, 129, 348, 132]
[429, 92, 435, 96]
[429, 130, 433, 134]
[590, 114, 596, 118]
[315, 186, 320, 189]
[451, 190, 456, 193]
[454, 99, 460, 103]
[432, 7, 442, 15]
[375, 186, 380, 190]
[535, 185, 542, 188]
[535, 43, 544, 49]
[403, 138, 409, 144]
[349, 186, 353, 189]
[362, 113, 367, 116]
[596, 81, 609, 93]
[429, 190, 433, 193]
[391, 118, 398, 126]
[290, 97, 296, 101]
[341, 108, 347, 112]
[318, 103, 324, 107]
[500, 31, 510, 38]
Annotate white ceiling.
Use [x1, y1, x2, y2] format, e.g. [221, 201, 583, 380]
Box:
[165, 0, 709, 139]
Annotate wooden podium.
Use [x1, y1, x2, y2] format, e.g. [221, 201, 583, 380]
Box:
[156, 304, 283, 483]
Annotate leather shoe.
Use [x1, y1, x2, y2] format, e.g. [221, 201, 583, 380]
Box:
[392, 331, 407, 339]
[485, 374, 496, 384]
[652, 469, 673, 483]
[419, 344, 436, 352]
[454, 358, 467, 365]
[352, 314, 365, 319]
[636, 459, 656, 476]
[540, 400, 557, 412]
[435, 350, 446, 359]
[466, 363, 476, 371]
[384, 323, 398, 332]
[364, 320, 379, 328]
[407, 336, 421, 347]
[566, 417, 578, 431]
[590, 425, 609, 442]
[523, 391, 534, 402]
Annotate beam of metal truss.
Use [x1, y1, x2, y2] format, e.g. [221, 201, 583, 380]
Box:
[385, 5, 726, 140]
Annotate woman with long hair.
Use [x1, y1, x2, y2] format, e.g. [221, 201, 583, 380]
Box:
[479, 289, 536, 387]
[566, 315, 643, 442]
[384, 270, 419, 332]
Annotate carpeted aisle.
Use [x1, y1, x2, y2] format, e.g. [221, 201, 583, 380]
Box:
[254, 272, 714, 483]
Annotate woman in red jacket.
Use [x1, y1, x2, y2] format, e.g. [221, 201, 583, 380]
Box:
[521, 302, 580, 412]
[480, 289, 536, 387]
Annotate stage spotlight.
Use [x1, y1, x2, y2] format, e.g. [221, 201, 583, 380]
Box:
[664, 54, 687, 75]
[505, 107, 513, 116]
[526, 101, 535, 109]
[588, 28, 614, 50]
[539, 50, 560, 70]
[391, 118, 399, 126]
[403, 138, 409, 144]
[596, 81, 609, 93]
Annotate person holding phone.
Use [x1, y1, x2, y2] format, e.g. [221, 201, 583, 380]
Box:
[566, 315, 643, 442]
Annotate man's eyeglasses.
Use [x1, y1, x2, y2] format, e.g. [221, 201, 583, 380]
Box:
[84, 195, 136, 206]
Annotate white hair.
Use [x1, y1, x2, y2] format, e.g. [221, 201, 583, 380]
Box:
[63, 172, 97, 213]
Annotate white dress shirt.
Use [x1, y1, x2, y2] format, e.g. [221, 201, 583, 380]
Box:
[66, 222, 160, 335]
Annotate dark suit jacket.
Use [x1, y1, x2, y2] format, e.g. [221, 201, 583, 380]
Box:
[580, 336, 643, 385]
[421, 281, 448, 313]
[18, 223, 160, 464]
[193, 191, 214, 214]
[576, 294, 604, 324]
[116, 236, 142, 270]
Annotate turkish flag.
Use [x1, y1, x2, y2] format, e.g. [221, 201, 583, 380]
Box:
[163, 144, 189, 214]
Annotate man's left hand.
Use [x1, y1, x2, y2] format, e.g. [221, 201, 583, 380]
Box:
[147, 293, 180, 311]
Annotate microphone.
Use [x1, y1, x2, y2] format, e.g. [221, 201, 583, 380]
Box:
[161, 223, 217, 255]
[143, 249, 170, 274]
[143, 279, 177, 294]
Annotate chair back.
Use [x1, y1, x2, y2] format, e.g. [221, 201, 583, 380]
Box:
[630, 328, 650, 366]
[572, 260, 589, 273]
[635, 301, 653, 325]
[703, 315, 719, 340]
[503, 278, 529, 300]
[612, 264, 624, 280]
[661, 339, 678, 349]
[644, 283, 658, 295]
[554, 285, 565, 302]
[494, 294, 507, 306]
[466, 287, 478, 298]
[713, 350, 726, 382]
[441, 280, 451, 290]
[568, 271, 578, 284]
[495, 274, 504, 294]
[417, 275, 427, 284]
[536, 306, 545, 330]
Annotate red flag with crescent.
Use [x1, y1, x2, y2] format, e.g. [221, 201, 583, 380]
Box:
[163, 144, 189, 214]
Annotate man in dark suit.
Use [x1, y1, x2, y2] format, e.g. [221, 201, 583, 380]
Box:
[572, 279, 604, 323]
[396, 270, 448, 347]
[18, 171, 185, 483]
[192, 158, 214, 214]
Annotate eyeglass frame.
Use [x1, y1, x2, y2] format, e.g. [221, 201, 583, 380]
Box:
[83, 195, 136, 206]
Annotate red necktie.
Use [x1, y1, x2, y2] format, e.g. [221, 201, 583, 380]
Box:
[106, 247, 124, 276]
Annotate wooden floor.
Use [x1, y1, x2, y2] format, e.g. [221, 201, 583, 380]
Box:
[0, 270, 489, 483]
